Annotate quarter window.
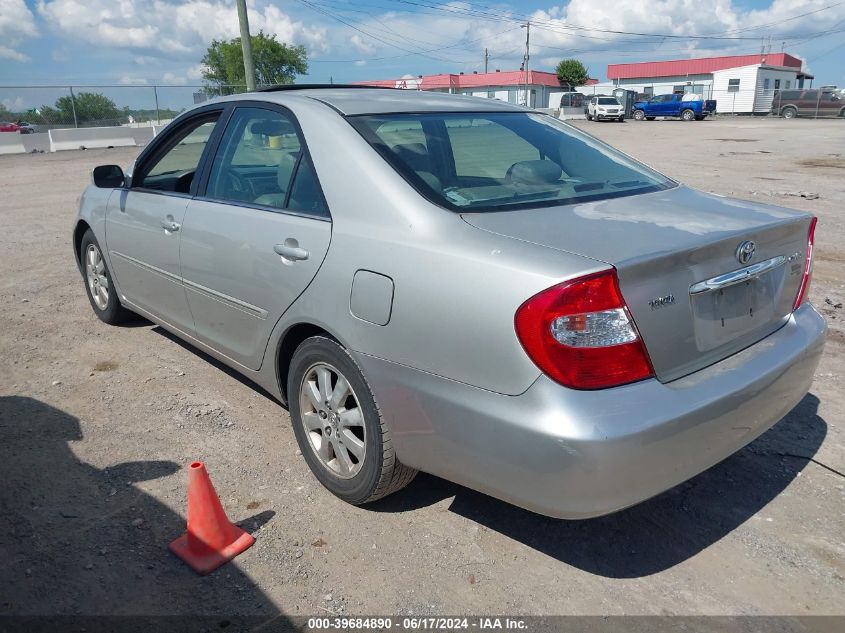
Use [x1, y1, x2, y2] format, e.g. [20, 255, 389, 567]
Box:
[205, 107, 328, 218]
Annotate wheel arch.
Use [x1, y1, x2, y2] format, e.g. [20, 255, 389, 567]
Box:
[275, 322, 346, 405]
[73, 220, 92, 273]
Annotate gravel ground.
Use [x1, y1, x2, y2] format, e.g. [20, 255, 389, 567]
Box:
[0, 116, 843, 620]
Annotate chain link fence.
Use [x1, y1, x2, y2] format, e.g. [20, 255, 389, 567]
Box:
[0, 84, 257, 132]
[2, 83, 841, 132]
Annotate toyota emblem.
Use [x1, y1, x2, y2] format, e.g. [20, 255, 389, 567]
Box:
[736, 240, 756, 265]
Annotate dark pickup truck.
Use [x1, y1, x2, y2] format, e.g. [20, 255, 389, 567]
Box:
[632, 94, 717, 121]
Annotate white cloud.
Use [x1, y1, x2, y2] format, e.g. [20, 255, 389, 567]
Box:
[350, 34, 376, 56]
[36, 0, 328, 58]
[119, 75, 149, 85]
[0, 0, 39, 61]
[2, 96, 27, 111]
[310, 0, 845, 76]
[21, 0, 845, 81]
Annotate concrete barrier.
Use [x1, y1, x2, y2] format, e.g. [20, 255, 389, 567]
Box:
[48, 126, 138, 152]
[0, 133, 27, 155]
[131, 127, 154, 146]
[22, 133, 50, 154]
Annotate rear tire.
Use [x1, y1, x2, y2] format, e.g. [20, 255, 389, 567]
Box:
[681, 109, 695, 121]
[288, 335, 417, 505]
[782, 106, 797, 119]
[80, 229, 131, 325]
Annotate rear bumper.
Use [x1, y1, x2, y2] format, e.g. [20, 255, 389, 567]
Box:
[356, 303, 826, 519]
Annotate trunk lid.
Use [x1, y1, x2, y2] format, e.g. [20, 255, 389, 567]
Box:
[462, 185, 812, 382]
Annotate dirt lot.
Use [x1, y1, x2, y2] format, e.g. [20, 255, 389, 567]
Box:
[1, 116, 843, 620]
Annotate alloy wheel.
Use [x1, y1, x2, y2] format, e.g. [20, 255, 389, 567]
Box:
[299, 362, 366, 479]
[85, 244, 109, 311]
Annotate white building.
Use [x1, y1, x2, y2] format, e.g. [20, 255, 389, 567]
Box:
[580, 53, 814, 114]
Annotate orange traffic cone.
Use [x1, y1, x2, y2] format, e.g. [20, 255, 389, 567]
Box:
[169, 461, 255, 574]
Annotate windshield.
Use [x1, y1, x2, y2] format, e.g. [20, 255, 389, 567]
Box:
[597, 98, 619, 105]
[350, 112, 674, 212]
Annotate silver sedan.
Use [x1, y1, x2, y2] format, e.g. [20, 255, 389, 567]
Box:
[73, 87, 825, 519]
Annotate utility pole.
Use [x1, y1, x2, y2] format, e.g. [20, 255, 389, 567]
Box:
[236, 0, 256, 91]
[153, 85, 160, 124]
[68, 86, 78, 128]
[521, 21, 530, 106]
[484, 47, 489, 73]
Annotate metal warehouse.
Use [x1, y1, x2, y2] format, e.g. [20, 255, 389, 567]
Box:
[584, 53, 814, 114]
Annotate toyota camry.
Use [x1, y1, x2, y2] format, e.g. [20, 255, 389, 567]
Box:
[73, 86, 826, 518]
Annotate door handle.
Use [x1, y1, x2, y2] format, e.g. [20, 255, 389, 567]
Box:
[160, 217, 181, 232]
[274, 242, 309, 261]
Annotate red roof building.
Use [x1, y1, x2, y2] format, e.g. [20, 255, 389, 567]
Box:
[355, 70, 598, 107]
[596, 52, 813, 115]
[357, 70, 598, 90]
[607, 53, 802, 80]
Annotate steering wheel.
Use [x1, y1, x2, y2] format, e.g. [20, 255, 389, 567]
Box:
[226, 170, 252, 200]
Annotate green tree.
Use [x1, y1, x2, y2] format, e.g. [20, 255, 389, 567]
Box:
[202, 31, 307, 93]
[46, 92, 121, 125]
[555, 59, 590, 89]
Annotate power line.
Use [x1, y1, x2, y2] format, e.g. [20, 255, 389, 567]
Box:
[382, 0, 845, 42]
[291, 0, 458, 62]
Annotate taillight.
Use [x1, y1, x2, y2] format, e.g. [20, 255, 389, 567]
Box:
[793, 217, 817, 311]
[514, 269, 654, 390]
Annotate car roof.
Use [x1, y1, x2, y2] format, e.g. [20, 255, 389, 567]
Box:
[225, 87, 529, 116]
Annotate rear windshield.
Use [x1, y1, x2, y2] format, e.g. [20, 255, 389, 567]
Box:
[350, 112, 673, 212]
[597, 98, 619, 105]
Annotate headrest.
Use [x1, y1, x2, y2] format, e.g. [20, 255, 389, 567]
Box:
[506, 160, 563, 185]
[277, 152, 300, 191]
[392, 143, 431, 171]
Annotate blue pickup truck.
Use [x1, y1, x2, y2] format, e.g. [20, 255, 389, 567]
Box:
[632, 94, 717, 121]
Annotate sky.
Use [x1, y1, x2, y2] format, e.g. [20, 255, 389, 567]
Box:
[1, 0, 844, 110]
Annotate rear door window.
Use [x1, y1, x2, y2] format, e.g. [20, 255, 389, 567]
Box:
[204, 106, 328, 218]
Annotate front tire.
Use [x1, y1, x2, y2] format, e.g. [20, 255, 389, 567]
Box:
[782, 106, 797, 119]
[288, 336, 417, 505]
[633, 110, 645, 121]
[80, 229, 130, 324]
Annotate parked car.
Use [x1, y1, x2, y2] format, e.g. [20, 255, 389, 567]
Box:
[586, 96, 624, 122]
[632, 93, 717, 121]
[773, 88, 845, 119]
[73, 86, 825, 519]
[0, 121, 20, 132]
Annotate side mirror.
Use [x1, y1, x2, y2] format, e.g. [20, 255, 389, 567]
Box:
[92, 164, 125, 188]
